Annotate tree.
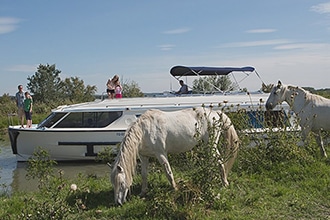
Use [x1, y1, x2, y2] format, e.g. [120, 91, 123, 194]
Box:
[122, 79, 144, 97]
[192, 75, 235, 93]
[27, 64, 97, 105]
[0, 93, 16, 115]
[59, 77, 97, 103]
[27, 64, 62, 103]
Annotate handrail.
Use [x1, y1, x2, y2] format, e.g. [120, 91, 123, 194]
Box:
[7, 113, 17, 126]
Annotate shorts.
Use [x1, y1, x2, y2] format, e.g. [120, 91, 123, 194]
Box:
[25, 111, 32, 120]
[107, 89, 115, 94]
[18, 107, 24, 119]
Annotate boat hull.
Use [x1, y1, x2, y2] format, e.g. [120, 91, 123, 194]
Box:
[8, 127, 125, 161]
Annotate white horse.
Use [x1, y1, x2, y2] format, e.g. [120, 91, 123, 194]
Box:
[110, 107, 239, 205]
[266, 81, 329, 158]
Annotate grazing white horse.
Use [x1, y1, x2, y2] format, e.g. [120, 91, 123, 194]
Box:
[110, 107, 239, 205]
[266, 81, 329, 158]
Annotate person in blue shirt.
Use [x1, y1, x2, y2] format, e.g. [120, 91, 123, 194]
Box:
[15, 85, 25, 128]
[175, 80, 188, 94]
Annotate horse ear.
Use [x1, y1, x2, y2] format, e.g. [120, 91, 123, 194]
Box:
[117, 165, 124, 173]
[277, 81, 282, 88]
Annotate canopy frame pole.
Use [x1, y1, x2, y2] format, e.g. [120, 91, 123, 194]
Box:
[189, 69, 224, 94]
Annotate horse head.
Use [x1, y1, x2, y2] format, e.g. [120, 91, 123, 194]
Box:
[111, 164, 129, 206]
[266, 80, 286, 110]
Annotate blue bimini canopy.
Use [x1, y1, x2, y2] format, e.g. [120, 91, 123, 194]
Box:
[170, 66, 255, 77]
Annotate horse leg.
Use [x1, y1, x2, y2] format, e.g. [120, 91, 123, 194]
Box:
[298, 126, 310, 147]
[156, 154, 177, 190]
[214, 126, 239, 187]
[315, 130, 328, 158]
[219, 160, 229, 187]
[140, 155, 149, 196]
[212, 140, 229, 187]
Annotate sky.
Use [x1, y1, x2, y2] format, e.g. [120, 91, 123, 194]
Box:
[1, 0, 330, 96]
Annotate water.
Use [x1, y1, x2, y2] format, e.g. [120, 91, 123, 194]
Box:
[0, 144, 110, 194]
[0, 145, 16, 193]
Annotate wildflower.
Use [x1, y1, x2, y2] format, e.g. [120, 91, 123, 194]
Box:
[70, 183, 77, 191]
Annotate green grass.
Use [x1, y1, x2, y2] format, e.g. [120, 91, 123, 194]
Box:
[0, 143, 329, 220]
[1, 107, 329, 219]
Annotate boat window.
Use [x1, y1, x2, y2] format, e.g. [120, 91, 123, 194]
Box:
[37, 112, 67, 128]
[53, 111, 123, 128]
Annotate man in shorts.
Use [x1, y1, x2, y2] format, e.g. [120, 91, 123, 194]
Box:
[15, 85, 25, 128]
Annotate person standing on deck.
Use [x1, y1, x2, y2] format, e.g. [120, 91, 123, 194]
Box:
[23, 91, 33, 128]
[106, 75, 121, 99]
[15, 85, 25, 128]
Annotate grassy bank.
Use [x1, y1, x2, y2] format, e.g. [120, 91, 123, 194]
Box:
[1, 102, 329, 219]
[0, 139, 329, 219]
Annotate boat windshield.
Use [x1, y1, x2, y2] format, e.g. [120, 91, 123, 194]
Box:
[37, 111, 123, 128]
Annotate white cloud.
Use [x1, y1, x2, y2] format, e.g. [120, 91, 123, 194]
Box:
[311, 2, 330, 14]
[0, 17, 20, 34]
[163, 27, 191, 34]
[219, 39, 291, 48]
[274, 43, 328, 50]
[6, 64, 37, 72]
[246, 29, 277, 33]
[158, 44, 175, 51]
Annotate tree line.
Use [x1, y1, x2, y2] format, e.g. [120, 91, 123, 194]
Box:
[1, 63, 329, 116]
[0, 64, 144, 117]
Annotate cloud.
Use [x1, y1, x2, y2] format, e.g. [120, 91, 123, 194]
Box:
[0, 17, 20, 34]
[274, 43, 329, 50]
[311, 2, 330, 14]
[163, 27, 191, 34]
[158, 44, 175, 51]
[219, 39, 291, 48]
[6, 64, 37, 72]
[246, 29, 277, 33]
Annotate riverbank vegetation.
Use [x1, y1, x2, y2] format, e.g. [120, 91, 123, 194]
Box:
[0, 139, 329, 219]
[0, 113, 329, 219]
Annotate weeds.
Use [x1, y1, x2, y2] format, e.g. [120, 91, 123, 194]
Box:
[0, 105, 329, 219]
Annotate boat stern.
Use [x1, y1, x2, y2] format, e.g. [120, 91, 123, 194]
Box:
[8, 126, 20, 154]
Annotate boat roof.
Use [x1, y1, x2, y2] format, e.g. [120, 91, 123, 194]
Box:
[170, 66, 255, 77]
[53, 92, 282, 113]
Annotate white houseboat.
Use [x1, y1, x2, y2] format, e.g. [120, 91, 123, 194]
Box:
[8, 66, 293, 161]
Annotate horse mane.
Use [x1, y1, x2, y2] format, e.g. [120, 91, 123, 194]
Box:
[287, 85, 327, 102]
[113, 115, 145, 187]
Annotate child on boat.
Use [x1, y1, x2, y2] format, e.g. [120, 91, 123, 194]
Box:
[115, 84, 122, 98]
[24, 91, 33, 128]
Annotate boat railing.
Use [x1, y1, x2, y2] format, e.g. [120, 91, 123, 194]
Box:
[101, 92, 108, 101]
[7, 113, 17, 126]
